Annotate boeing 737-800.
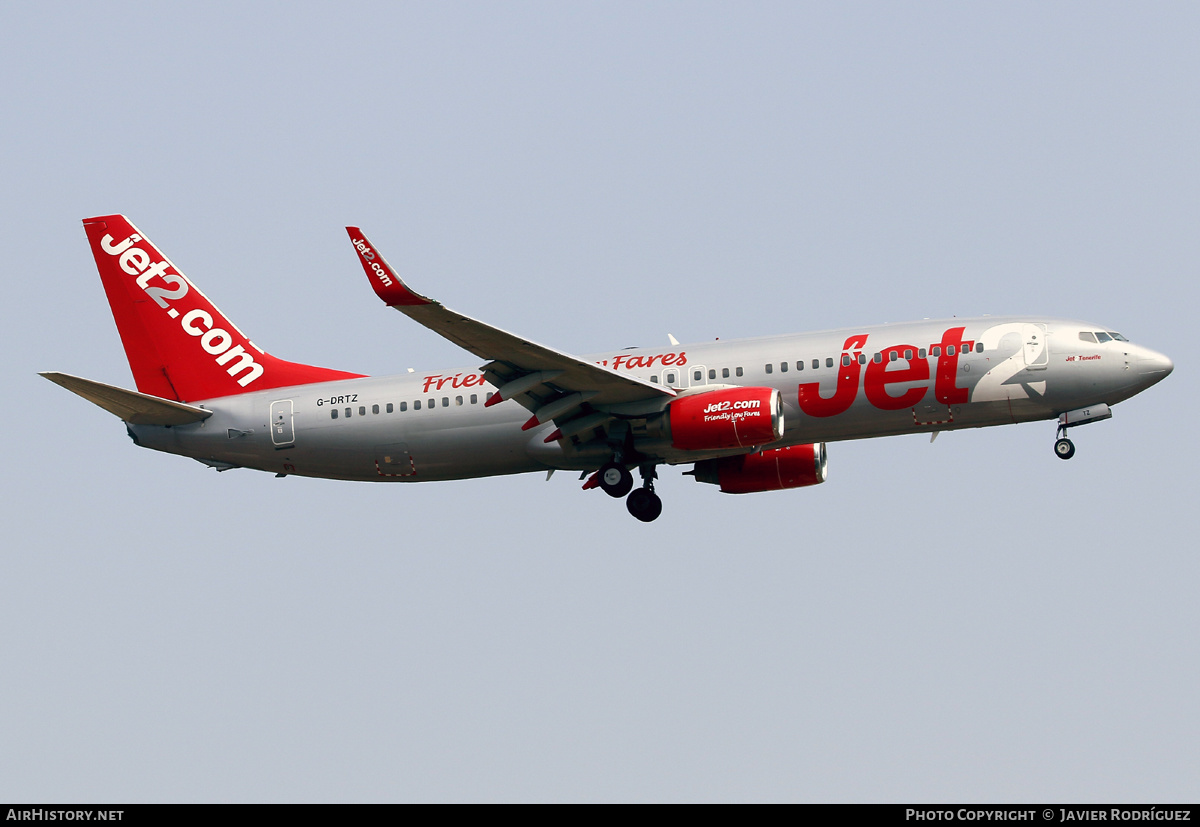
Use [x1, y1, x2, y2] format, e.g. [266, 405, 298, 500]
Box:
[42, 215, 1173, 522]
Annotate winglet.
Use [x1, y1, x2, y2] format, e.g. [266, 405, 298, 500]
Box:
[345, 228, 432, 307]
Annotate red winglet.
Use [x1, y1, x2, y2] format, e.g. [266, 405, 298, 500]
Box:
[543, 428, 563, 443]
[581, 472, 601, 490]
[345, 228, 432, 307]
[484, 392, 503, 408]
[521, 414, 541, 431]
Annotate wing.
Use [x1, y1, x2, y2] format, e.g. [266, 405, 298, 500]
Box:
[346, 228, 675, 431]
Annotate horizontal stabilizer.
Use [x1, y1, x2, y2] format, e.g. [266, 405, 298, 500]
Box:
[39, 372, 213, 425]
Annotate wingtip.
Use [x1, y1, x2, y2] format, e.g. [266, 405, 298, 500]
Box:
[345, 228, 432, 307]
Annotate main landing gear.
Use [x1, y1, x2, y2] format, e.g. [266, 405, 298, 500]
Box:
[626, 465, 662, 523]
[597, 460, 634, 497]
[590, 461, 663, 522]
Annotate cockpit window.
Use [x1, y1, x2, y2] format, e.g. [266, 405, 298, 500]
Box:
[1108, 331, 1128, 342]
[1079, 331, 1097, 343]
[1095, 332, 1112, 343]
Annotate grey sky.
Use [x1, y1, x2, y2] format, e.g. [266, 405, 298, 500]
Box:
[1, 1, 1196, 802]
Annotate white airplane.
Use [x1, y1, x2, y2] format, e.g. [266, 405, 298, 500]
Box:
[43, 215, 1173, 522]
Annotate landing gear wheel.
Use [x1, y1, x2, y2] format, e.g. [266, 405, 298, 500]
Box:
[1054, 437, 1076, 460]
[626, 487, 663, 522]
[598, 462, 634, 498]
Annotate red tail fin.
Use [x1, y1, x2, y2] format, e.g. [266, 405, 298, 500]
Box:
[84, 215, 364, 402]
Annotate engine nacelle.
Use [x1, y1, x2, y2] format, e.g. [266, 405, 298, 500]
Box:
[691, 443, 828, 494]
[667, 387, 784, 451]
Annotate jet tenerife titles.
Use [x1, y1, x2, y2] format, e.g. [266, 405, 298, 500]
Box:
[43, 215, 1174, 522]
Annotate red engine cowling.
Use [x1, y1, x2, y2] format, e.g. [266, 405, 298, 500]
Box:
[668, 387, 784, 451]
[691, 443, 828, 494]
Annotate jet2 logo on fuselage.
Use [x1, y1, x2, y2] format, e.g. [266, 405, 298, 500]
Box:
[797, 328, 974, 417]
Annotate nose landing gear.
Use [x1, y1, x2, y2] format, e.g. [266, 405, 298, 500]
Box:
[1054, 436, 1076, 460]
[1052, 404, 1113, 460]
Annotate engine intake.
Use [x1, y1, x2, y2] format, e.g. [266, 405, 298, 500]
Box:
[691, 443, 828, 494]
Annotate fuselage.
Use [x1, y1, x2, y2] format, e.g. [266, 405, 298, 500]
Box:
[129, 315, 1173, 482]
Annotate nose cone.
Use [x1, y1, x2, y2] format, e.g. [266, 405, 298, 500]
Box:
[1138, 347, 1174, 386]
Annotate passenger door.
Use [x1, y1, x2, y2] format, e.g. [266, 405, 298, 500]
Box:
[270, 399, 295, 448]
[1022, 324, 1048, 370]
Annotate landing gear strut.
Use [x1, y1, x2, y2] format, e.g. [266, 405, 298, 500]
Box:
[626, 465, 663, 522]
